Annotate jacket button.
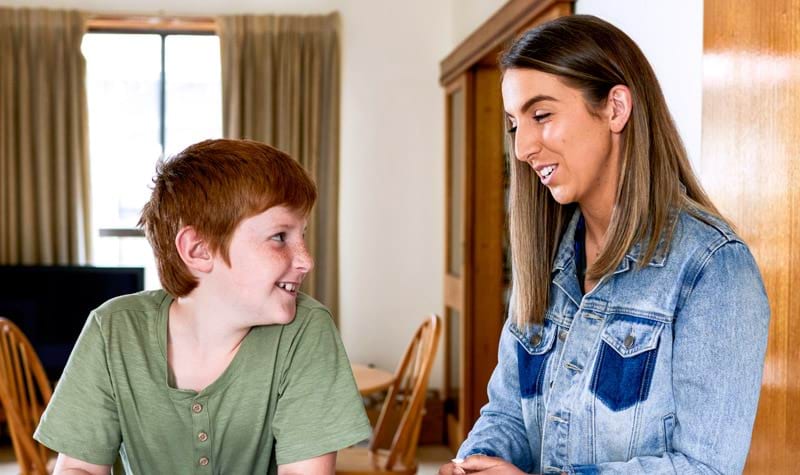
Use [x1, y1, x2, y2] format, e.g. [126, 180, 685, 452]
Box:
[198, 431, 208, 442]
[531, 334, 542, 346]
[199, 456, 209, 466]
[558, 330, 567, 342]
[624, 334, 636, 348]
[192, 403, 203, 414]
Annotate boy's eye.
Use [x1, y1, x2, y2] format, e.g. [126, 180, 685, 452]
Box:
[270, 233, 286, 243]
[533, 112, 551, 123]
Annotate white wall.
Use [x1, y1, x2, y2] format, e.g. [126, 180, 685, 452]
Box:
[451, 0, 704, 166]
[334, 1, 448, 389]
[451, 0, 507, 48]
[3, 0, 450, 388]
[576, 0, 704, 167]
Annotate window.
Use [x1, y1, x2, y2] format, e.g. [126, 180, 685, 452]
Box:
[82, 32, 222, 289]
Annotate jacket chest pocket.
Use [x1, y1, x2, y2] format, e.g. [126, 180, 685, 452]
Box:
[511, 319, 558, 399]
[590, 315, 665, 411]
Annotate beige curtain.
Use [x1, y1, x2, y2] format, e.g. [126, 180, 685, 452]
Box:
[219, 13, 341, 321]
[0, 8, 91, 265]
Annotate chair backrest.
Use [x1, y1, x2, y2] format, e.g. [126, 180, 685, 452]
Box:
[369, 314, 441, 471]
[0, 318, 53, 475]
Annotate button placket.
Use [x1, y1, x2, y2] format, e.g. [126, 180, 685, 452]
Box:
[540, 409, 570, 470]
[541, 307, 604, 470]
[191, 397, 212, 471]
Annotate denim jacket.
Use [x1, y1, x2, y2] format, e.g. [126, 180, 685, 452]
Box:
[458, 208, 770, 474]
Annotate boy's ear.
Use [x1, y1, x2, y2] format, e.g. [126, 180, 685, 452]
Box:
[606, 84, 632, 134]
[175, 226, 213, 274]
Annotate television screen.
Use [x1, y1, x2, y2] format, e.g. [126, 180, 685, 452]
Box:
[0, 265, 145, 380]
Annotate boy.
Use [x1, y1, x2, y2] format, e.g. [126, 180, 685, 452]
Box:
[34, 139, 371, 474]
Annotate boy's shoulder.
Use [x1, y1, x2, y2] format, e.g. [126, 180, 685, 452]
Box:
[270, 293, 339, 349]
[92, 289, 169, 322]
[294, 292, 329, 317]
[285, 292, 335, 332]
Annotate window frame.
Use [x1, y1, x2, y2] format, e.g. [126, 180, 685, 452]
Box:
[86, 15, 218, 238]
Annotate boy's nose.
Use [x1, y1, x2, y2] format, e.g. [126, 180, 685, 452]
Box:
[294, 244, 314, 273]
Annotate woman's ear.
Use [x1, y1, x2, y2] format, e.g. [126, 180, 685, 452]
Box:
[607, 84, 632, 133]
[175, 226, 213, 274]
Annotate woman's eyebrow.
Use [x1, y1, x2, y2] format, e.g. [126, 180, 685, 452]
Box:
[506, 94, 558, 117]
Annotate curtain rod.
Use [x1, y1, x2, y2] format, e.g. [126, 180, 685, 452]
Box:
[87, 14, 217, 33]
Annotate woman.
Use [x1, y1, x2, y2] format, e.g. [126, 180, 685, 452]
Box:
[439, 15, 769, 475]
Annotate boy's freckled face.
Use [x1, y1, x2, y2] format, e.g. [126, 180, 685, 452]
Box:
[209, 205, 314, 326]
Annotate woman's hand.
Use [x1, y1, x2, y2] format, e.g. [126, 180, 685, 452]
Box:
[437, 455, 530, 474]
[437, 460, 466, 475]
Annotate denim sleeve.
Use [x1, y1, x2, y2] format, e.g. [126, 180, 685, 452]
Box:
[567, 241, 770, 475]
[456, 317, 535, 473]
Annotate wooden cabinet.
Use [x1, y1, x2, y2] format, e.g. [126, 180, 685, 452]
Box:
[439, 0, 573, 451]
[702, 0, 800, 472]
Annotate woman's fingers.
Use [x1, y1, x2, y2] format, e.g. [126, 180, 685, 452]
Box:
[458, 454, 506, 471]
[437, 462, 467, 475]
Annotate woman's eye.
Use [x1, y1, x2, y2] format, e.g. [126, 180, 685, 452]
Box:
[270, 233, 286, 243]
[533, 113, 551, 123]
[507, 124, 518, 134]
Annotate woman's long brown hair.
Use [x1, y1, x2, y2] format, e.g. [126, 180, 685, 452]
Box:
[502, 15, 724, 328]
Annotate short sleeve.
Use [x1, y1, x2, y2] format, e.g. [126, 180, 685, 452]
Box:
[271, 309, 371, 465]
[34, 312, 121, 465]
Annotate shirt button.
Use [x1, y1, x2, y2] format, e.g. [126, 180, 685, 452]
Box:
[199, 456, 209, 466]
[198, 431, 208, 442]
[531, 334, 542, 346]
[558, 330, 567, 342]
[624, 334, 636, 348]
[192, 403, 203, 414]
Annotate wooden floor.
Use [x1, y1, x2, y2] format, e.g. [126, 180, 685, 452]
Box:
[0, 444, 17, 475]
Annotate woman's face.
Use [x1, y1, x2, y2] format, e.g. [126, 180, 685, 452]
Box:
[502, 68, 621, 210]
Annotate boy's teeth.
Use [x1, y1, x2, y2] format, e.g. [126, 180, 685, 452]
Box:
[278, 282, 296, 292]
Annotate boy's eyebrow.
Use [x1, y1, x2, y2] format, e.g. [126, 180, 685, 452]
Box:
[269, 222, 308, 231]
[266, 223, 294, 231]
[505, 94, 558, 118]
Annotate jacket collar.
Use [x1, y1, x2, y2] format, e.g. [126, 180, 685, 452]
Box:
[552, 206, 676, 275]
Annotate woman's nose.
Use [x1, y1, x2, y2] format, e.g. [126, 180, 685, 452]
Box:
[514, 125, 542, 162]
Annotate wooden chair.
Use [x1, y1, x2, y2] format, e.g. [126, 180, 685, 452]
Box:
[0, 318, 53, 475]
[337, 314, 442, 475]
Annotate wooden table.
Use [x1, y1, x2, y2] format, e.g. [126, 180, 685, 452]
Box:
[351, 364, 395, 396]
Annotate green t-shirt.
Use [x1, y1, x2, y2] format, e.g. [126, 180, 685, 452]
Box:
[34, 290, 371, 474]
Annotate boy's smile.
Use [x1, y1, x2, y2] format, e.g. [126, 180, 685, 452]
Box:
[276, 281, 299, 294]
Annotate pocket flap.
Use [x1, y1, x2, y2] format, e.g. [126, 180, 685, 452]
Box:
[601, 315, 664, 357]
[510, 316, 558, 356]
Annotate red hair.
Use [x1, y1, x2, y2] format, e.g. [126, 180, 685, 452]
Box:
[138, 139, 317, 296]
